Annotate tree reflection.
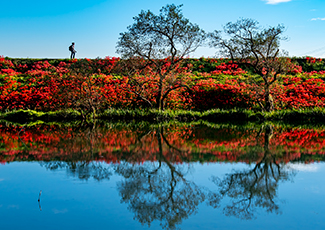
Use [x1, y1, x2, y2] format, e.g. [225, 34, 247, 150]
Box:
[114, 126, 206, 230]
[40, 123, 113, 181]
[208, 124, 294, 219]
[41, 161, 113, 181]
[7, 122, 306, 224]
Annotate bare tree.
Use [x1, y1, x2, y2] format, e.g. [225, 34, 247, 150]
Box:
[116, 4, 205, 110]
[209, 18, 294, 112]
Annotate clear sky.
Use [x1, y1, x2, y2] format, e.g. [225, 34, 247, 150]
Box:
[1, 0, 325, 59]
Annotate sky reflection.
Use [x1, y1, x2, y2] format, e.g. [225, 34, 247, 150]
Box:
[0, 161, 324, 230]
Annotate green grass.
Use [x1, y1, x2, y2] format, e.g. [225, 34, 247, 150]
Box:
[0, 109, 81, 123]
[1, 108, 325, 125]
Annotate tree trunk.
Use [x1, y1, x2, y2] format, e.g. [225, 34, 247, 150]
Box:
[264, 86, 274, 112]
[156, 77, 163, 110]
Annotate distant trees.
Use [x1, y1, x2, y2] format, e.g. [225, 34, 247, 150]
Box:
[209, 18, 294, 112]
[116, 4, 205, 110]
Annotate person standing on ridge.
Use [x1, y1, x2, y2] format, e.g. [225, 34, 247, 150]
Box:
[69, 42, 77, 59]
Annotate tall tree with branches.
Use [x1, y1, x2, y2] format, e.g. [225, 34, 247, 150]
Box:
[209, 18, 294, 112]
[116, 4, 205, 110]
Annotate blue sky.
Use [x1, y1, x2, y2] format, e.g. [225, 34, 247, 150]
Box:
[1, 0, 324, 58]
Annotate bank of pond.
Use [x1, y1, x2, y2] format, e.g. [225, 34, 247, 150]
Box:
[1, 108, 325, 124]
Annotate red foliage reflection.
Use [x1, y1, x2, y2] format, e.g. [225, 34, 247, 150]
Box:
[1, 124, 325, 164]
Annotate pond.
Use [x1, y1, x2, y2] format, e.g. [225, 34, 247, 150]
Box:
[1, 121, 325, 230]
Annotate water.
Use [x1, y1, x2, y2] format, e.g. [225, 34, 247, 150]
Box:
[1, 122, 325, 230]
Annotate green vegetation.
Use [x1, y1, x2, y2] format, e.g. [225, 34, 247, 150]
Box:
[2, 107, 325, 125]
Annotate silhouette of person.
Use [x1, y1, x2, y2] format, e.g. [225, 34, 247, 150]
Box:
[69, 42, 76, 59]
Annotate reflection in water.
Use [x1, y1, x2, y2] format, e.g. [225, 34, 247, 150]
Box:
[115, 126, 206, 229]
[210, 160, 290, 219]
[209, 125, 294, 219]
[1, 122, 325, 229]
[2, 122, 325, 164]
[41, 161, 113, 181]
[116, 162, 205, 229]
[38, 190, 42, 211]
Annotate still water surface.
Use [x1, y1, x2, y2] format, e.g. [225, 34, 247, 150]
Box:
[0, 122, 325, 229]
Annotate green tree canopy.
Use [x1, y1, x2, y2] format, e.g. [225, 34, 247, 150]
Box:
[116, 4, 206, 110]
[117, 4, 205, 60]
[209, 18, 293, 112]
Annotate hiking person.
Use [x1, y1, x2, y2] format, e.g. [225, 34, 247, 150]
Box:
[69, 42, 76, 59]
